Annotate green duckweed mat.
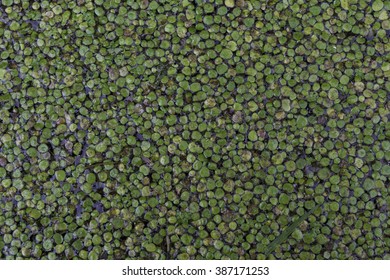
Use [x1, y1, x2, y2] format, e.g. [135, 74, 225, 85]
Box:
[0, 0, 389, 260]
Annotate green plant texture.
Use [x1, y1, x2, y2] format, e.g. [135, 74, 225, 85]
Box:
[0, 0, 389, 260]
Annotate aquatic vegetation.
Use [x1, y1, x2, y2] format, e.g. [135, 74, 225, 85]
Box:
[0, 0, 389, 260]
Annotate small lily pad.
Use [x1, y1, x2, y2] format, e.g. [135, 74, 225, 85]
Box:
[55, 170, 66, 181]
[372, 0, 384, 11]
[297, 116, 307, 129]
[224, 0, 235, 8]
[29, 209, 42, 220]
[144, 243, 156, 252]
[248, 130, 258, 141]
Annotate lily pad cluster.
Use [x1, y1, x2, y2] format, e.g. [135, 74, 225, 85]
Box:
[0, 0, 389, 260]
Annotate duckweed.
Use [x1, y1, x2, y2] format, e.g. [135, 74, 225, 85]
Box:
[0, 0, 389, 261]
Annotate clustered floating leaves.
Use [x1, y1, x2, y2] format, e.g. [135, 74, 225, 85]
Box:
[0, 0, 389, 260]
